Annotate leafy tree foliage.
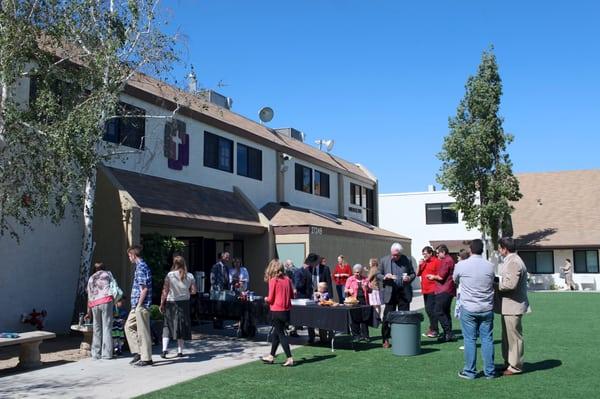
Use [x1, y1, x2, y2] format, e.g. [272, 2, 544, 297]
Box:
[0, 0, 176, 237]
[437, 47, 521, 250]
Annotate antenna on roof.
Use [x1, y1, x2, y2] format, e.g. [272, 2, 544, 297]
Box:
[186, 65, 197, 93]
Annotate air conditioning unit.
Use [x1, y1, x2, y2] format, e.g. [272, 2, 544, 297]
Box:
[275, 127, 305, 142]
[199, 89, 233, 110]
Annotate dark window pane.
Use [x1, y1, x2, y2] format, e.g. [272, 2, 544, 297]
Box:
[204, 132, 218, 169]
[237, 144, 248, 177]
[218, 139, 232, 171]
[103, 102, 145, 149]
[314, 171, 321, 196]
[295, 164, 303, 191]
[520, 252, 537, 274]
[303, 167, 312, 193]
[426, 203, 457, 224]
[441, 204, 458, 223]
[586, 251, 599, 273]
[574, 250, 587, 273]
[248, 146, 262, 180]
[426, 204, 442, 224]
[536, 252, 554, 273]
[204, 132, 232, 172]
[320, 172, 329, 197]
[295, 164, 312, 193]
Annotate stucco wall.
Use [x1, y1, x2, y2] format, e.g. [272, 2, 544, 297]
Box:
[283, 159, 340, 214]
[0, 214, 82, 333]
[379, 190, 480, 266]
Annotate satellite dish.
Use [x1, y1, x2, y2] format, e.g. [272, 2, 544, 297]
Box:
[258, 107, 274, 123]
[324, 139, 334, 152]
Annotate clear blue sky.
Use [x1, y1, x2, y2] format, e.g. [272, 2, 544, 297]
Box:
[161, 0, 600, 193]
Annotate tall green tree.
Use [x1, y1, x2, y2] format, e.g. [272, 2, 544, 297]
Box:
[0, 0, 179, 318]
[437, 47, 521, 253]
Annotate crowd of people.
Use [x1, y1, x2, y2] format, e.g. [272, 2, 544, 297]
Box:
[84, 237, 531, 378]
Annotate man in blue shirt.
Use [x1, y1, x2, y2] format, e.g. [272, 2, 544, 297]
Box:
[453, 239, 496, 379]
[124, 245, 153, 367]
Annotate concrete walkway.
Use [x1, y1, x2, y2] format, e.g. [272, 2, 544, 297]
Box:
[0, 324, 292, 399]
[1, 299, 425, 399]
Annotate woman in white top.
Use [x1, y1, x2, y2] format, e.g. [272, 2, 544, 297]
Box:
[160, 256, 197, 358]
[229, 258, 250, 292]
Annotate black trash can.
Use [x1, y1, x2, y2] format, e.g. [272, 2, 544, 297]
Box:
[387, 311, 424, 356]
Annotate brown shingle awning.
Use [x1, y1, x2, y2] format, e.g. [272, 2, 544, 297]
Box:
[106, 167, 266, 234]
[261, 202, 409, 240]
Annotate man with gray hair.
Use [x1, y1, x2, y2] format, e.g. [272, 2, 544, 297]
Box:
[377, 242, 416, 348]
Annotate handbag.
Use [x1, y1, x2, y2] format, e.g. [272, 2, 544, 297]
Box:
[109, 273, 123, 302]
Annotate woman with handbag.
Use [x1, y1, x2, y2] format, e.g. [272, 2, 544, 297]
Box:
[86, 262, 118, 360]
[261, 259, 295, 367]
[160, 256, 197, 358]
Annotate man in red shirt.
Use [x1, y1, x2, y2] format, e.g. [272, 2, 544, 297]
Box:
[429, 244, 457, 343]
[418, 246, 441, 338]
[333, 255, 351, 304]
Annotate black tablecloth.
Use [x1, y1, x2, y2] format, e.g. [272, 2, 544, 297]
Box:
[290, 305, 377, 333]
[195, 298, 270, 324]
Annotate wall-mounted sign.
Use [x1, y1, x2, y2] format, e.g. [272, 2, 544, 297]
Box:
[348, 206, 363, 214]
[164, 119, 189, 170]
[310, 226, 323, 235]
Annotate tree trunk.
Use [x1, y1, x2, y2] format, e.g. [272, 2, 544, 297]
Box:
[0, 82, 7, 149]
[72, 168, 97, 322]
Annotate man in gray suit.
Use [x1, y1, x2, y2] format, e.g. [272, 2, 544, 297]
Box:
[495, 237, 530, 376]
[377, 242, 416, 348]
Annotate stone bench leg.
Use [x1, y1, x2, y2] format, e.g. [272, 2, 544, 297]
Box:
[18, 341, 42, 369]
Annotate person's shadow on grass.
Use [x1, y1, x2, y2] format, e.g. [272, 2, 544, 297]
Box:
[294, 354, 336, 366]
[522, 359, 562, 374]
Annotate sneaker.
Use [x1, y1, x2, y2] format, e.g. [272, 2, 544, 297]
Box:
[485, 373, 497, 380]
[176, 352, 183, 358]
[382, 340, 391, 349]
[134, 360, 153, 367]
[160, 351, 168, 359]
[129, 354, 141, 364]
[458, 371, 475, 380]
[426, 330, 439, 338]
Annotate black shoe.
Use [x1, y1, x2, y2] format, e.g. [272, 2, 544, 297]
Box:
[134, 360, 153, 367]
[129, 354, 141, 364]
[160, 351, 168, 359]
[176, 352, 183, 358]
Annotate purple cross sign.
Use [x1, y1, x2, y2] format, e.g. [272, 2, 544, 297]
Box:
[164, 120, 189, 170]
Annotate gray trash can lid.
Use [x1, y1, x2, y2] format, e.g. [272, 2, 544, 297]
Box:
[386, 311, 424, 323]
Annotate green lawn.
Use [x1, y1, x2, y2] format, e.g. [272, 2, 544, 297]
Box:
[140, 293, 599, 399]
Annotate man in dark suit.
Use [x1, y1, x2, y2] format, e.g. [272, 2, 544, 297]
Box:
[293, 253, 320, 343]
[377, 242, 416, 348]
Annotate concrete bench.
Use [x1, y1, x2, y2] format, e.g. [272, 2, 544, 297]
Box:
[0, 331, 56, 369]
[577, 277, 596, 291]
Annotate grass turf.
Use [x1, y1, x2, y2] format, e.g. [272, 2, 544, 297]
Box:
[140, 293, 599, 399]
